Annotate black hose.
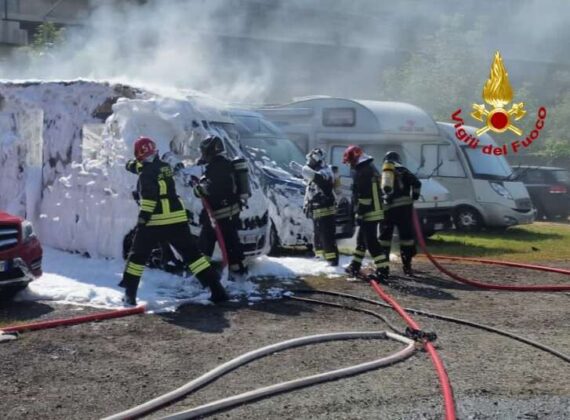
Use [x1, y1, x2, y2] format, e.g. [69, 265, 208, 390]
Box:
[291, 289, 570, 364]
[287, 295, 402, 334]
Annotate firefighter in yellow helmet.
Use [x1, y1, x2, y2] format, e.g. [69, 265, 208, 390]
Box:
[379, 151, 422, 276]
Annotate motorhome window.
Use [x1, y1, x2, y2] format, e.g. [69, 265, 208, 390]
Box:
[437, 145, 466, 177]
[462, 147, 513, 180]
[240, 136, 305, 172]
[233, 115, 283, 137]
[420, 144, 466, 178]
[323, 108, 356, 127]
[210, 122, 239, 141]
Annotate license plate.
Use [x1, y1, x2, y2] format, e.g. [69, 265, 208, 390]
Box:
[0, 261, 5, 272]
[434, 223, 444, 230]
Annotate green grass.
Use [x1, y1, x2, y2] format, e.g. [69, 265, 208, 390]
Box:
[424, 222, 570, 263]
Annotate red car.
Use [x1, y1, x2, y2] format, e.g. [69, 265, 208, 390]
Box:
[0, 211, 42, 297]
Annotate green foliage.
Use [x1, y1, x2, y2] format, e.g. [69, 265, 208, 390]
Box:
[30, 22, 65, 51]
[380, 15, 489, 121]
[538, 90, 570, 159]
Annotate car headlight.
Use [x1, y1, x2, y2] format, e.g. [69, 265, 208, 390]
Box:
[490, 182, 513, 200]
[22, 220, 36, 243]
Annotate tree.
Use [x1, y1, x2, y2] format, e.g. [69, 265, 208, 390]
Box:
[538, 90, 570, 161]
[30, 22, 65, 52]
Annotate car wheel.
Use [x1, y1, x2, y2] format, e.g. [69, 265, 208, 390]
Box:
[454, 206, 483, 232]
[422, 229, 436, 238]
[0, 284, 28, 301]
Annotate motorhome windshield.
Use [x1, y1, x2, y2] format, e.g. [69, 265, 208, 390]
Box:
[241, 136, 305, 172]
[233, 115, 283, 137]
[461, 147, 513, 180]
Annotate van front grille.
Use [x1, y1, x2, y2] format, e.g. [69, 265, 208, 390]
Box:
[0, 225, 19, 252]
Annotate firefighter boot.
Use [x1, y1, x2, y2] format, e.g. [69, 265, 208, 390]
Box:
[374, 267, 389, 283]
[209, 278, 230, 303]
[402, 255, 413, 276]
[344, 262, 361, 278]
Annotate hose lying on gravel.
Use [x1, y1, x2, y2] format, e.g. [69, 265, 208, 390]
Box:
[288, 295, 402, 334]
[291, 289, 570, 364]
[0, 305, 146, 337]
[103, 331, 416, 420]
[369, 280, 457, 420]
[412, 209, 570, 292]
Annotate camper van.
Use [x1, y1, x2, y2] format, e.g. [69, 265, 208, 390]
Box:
[432, 123, 535, 230]
[257, 97, 453, 235]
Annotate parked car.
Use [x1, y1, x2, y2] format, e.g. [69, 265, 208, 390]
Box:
[512, 166, 570, 220]
[0, 211, 42, 297]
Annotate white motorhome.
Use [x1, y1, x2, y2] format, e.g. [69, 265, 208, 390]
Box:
[257, 97, 453, 235]
[433, 123, 535, 230]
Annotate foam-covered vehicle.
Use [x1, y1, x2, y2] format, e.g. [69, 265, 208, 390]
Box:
[229, 109, 358, 251]
[229, 109, 311, 251]
[0, 212, 42, 297]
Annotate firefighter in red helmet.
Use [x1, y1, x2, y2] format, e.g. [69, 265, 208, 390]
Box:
[119, 136, 228, 306]
[342, 145, 389, 279]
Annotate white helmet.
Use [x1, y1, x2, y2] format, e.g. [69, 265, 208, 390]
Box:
[306, 148, 326, 166]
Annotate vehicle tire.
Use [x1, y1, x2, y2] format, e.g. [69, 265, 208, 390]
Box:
[422, 229, 436, 238]
[0, 284, 28, 301]
[454, 206, 483, 232]
[534, 203, 547, 221]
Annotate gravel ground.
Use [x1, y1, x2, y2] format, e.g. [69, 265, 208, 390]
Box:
[1, 259, 569, 420]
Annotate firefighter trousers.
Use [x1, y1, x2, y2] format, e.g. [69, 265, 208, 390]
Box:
[199, 211, 246, 273]
[313, 215, 339, 266]
[120, 222, 219, 298]
[350, 221, 389, 272]
[379, 205, 417, 266]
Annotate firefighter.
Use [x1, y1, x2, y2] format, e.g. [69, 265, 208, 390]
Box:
[193, 135, 248, 277]
[379, 151, 422, 275]
[342, 145, 389, 279]
[301, 148, 339, 266]
[119, 137, 228, 306]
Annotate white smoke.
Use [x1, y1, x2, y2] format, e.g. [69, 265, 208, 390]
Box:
[0, 0, 568, 103]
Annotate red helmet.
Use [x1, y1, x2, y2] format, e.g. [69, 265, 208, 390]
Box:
[342, 145, 363, 166]
[134, 137, 157, 162]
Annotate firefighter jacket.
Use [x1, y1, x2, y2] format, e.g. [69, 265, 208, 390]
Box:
[126, 157, 188, 227]
[193, 154, 240, 220]
[381, 161, 422, 210]
[352, 156, 383, 222]
[301, 164, 336, 219]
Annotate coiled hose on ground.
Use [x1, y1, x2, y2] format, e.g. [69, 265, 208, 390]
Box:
[103, 331, 416, 420]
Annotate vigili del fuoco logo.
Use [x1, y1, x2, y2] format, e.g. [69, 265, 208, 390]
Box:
[450, 51, 547, 156]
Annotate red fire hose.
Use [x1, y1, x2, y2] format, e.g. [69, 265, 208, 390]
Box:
[370, 280, 457, 420]
[419, 254, 570, 276]
[0, 305, 145, 335]
[197, 187, 230, 268]
[412, 209, 570, 292]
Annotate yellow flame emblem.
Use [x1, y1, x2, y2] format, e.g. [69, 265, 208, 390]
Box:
[471, 51, 526, 136]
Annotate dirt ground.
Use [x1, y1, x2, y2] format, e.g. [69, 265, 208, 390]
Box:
[1, 259, 569, 420]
